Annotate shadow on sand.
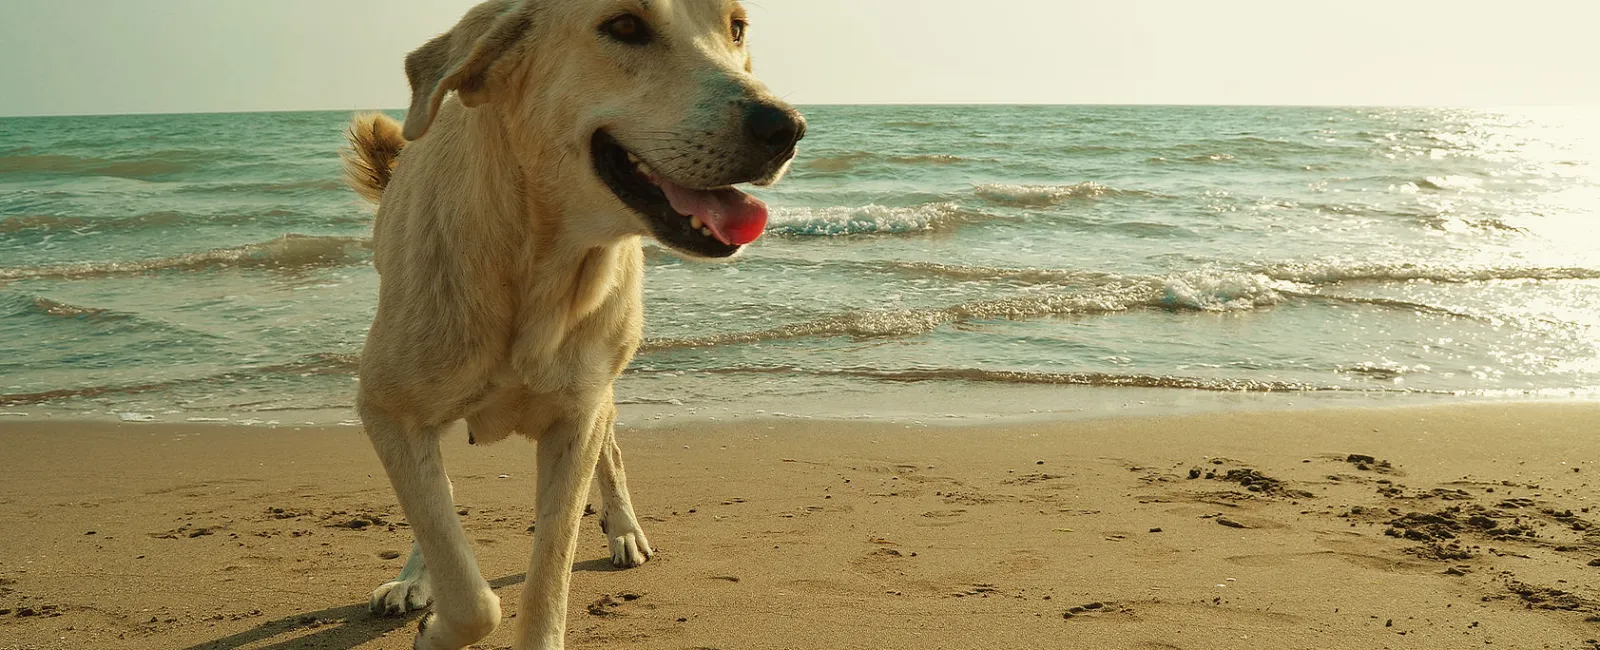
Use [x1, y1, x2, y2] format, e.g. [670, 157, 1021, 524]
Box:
[179, 573, 527, 650]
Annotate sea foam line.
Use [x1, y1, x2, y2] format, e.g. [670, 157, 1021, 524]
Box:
[765, 202, 982, 237]
[631, 366, 1433, 394]
[973, 182, 1149, 208]
[641, 272, 1291, 352]
[0, 352, 361, 408]
[0, 234, 372, 280]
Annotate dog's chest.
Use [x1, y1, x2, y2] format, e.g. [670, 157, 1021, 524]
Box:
[508, 244, 643, 386]
[463, 245, 644, 443]
[470, 319, 639, 444]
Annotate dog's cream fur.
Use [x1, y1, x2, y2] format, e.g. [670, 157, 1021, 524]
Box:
[342, 1, 800, 648]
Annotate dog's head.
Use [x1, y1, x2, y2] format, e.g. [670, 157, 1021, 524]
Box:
[402, 0, 805, 259]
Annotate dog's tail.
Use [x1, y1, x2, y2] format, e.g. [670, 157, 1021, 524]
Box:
[342, 113, 407, 205]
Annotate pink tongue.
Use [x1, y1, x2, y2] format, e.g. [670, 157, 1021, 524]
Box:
[656, 180, 769, 246]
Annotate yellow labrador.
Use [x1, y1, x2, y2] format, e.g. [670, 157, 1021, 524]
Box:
[340, 0, 803, 647]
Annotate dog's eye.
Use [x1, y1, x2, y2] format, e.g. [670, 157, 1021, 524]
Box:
[601, 14, 651, 45]
[730, 19, 747, 45]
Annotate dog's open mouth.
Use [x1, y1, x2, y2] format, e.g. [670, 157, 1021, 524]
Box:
[591, 131, 769, 259]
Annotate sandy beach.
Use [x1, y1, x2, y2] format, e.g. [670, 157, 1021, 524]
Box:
[1, 402, 1597, 649]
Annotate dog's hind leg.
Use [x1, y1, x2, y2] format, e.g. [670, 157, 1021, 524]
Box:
[371, 477, 460, 615]
[512, 407, 608, 650]
[371, 540, 432, 615]
[595, 410, 653, 568]
[366, 417, 501, 650]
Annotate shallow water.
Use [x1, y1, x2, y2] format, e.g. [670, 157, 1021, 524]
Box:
[2, 106, 1598, 423]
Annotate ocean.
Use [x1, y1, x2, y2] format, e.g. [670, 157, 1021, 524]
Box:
[2, 106, 1598, 425]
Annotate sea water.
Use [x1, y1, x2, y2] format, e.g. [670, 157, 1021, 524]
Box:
[2, 106, 1598, 424]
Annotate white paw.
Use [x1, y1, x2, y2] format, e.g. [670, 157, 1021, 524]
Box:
[371, 574, 433, 616]
[602, 512, 654, 568]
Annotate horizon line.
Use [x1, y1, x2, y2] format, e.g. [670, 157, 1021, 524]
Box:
[4, 101, 1597, 120]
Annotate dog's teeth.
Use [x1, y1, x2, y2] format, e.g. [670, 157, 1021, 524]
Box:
[700, 227, 713, 237]
[626, 153, 641, 164]
[690, 216, 703, 229]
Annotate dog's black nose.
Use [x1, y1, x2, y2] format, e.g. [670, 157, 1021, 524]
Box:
[744, 102, 806, 155]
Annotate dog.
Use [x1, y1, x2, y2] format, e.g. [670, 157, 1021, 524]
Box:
[339, 0, 804, 647]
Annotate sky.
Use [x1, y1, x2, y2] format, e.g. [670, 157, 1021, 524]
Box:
[1, 0, 1597, 117]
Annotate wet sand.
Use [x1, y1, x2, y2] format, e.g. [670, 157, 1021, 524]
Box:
[1, 402, 1597, 649]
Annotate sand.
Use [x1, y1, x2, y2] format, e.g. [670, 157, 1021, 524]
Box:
[1, 402, 1598, 649]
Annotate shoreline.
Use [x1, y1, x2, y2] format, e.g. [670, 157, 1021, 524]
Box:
[2, 401, 1597, 649]
[4, 377, 1599, 430]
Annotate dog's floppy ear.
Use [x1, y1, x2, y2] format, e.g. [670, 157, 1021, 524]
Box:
[403, 2, 534, 140]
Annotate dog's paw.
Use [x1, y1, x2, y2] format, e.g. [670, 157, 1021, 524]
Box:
[371, 575, 433, 617]
[602, 512, 654, 568]
[609, 529, 653, 568]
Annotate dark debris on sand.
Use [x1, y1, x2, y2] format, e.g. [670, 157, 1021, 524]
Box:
[1187, 464, 1314, 499]
[1062, 601, 1131, 620]
[1346, 454, 1399, 474]
[585, 592, 640, 617]
[1502, 578, 1598, 612]
[1346, 481, 1600, 617]
[1381, 503, 1548, 553]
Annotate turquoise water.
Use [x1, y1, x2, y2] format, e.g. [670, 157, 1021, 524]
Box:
[2, 106, 1599, 422]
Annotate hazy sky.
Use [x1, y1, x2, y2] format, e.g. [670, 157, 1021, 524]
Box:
[2, 0, 1597, 116]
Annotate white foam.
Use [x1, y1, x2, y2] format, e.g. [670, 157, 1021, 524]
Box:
[1261, 262, 1600, 284]
[1417, 175, 1485, 192]
[1158, 272, 1290, 312]
[974, 183, 1121, 207]
[767, 203, 965, 237]
[0, 233, 372, 281]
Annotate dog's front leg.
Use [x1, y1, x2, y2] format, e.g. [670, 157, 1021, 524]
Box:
[365, 416, 501, 650]
[512, 405, 608, 650]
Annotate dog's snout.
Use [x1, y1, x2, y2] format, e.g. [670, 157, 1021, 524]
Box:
[743, 102, 806, 155]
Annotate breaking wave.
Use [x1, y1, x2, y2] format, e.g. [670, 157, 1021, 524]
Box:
[1, 211, 188, 234]
[1412, 175, 1485, 192]
[1289, 293, 1490, 321]
[636, 257, 1600, 353]
[0, 234, 372, 280]
[20, 296, 130, 322]
[0, 352, 361, 408]
[637, 366, 1422, 394]
[766, 203, 989, 237]
[642, 272, 1290, 351]
[973, 182, 1146, 208]
[1258, 262, 1600, 284]
[874, 261, 1116, 285]
[0, 208, 331, 236]
[864, 260, 1600, 290]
